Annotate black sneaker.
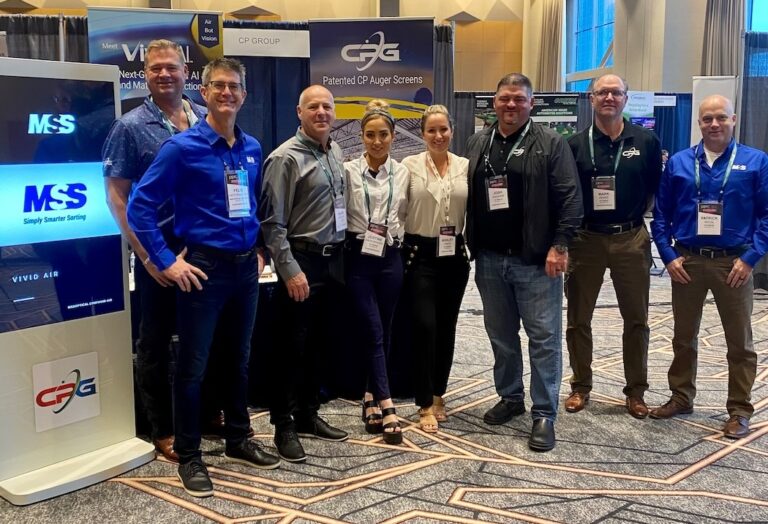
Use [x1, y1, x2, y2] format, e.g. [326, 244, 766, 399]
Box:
[177, 459, 213, 498]
[225, 440, 280, 470]
[296, 416, 349, 442]
[483, 399, 526, 425]
[274, 429, 306, 463]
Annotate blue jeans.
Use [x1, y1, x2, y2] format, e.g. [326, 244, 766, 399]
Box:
[173, 247, 259, 463]
[475, 250, 563, 421]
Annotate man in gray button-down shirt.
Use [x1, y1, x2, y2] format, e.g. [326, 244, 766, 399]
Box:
[260, 85, 349, 464]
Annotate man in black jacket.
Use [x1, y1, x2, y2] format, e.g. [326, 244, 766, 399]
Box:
[466, 73, 582, 451]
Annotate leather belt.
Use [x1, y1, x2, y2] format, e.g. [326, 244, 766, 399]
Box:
[290, 239, 343, 257]
[188, 244, 255, 263]
[582, 218, 644, 235]
[675, 243, 745, 259]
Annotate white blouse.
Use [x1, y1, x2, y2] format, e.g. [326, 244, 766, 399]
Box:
[402, 151, 469, 237]
[344, 154, 409, 244]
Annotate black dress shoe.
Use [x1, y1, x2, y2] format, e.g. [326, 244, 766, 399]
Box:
[225, 440, 280, 469]
[274, 429, 306, 463]
[296, 416, 349, 442]
[483, 399, 526, 425]
[177, 459, 213, 498]
[528, 418, 556, 452]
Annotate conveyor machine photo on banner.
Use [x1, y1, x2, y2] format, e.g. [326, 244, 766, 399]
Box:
[0, 57, 154, 506]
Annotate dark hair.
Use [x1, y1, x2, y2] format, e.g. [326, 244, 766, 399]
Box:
[496, 73, 533, 97]
[202, 57, 246, 86]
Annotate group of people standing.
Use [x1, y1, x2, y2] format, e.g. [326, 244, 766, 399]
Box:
[102, 39, 768, 499]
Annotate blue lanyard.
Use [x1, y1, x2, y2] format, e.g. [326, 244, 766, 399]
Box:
[360, 158, 394, 226]
[694, 142, 737, 202]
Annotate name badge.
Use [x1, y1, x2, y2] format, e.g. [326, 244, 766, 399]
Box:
[697, 201, 723, 236]
[334, 196, 347, 232]
[438, 225, 456, 257]
[362, 223, 387, 257]
[225, 168, 250, 218]
[486, 175, 509, 211]
[592, 176, 616, 211]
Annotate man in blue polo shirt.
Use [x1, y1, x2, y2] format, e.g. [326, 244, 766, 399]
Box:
[103, 39, 206, 462]
[650, 94, 768, 439]
[128, 57, 279, 498]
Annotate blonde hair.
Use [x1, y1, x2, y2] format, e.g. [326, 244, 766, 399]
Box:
[144, 39, 185, 69]
[361, 99, 395, 131]
[420, 104, 453, 132]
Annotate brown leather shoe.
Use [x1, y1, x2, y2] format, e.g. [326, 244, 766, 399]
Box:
[626, 397, 649, 419]
[153, 435, 179, 462]
[649, 398, 693, 419]
[723, 415, 750, 439]
[565, 391, 589, 413]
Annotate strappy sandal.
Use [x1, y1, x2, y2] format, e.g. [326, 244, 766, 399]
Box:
[362, 399, 383, 434]
[418, 406, 438, 433]
[433, 395, 447, 422]
[381, 407, 403, 445]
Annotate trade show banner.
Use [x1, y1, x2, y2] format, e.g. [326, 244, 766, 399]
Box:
[88, 7, 223, 113]
[223, 28, 310, 57]
[474, 93, 579, 137]
[309, 18, 434, 159]
[624, 90, 656, 130]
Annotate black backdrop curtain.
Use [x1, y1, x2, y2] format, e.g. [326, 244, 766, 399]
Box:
[224, 20, 310, 158]
[0, 15, 87, 62]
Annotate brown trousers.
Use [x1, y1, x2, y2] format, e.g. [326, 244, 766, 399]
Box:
[668, 247, 756, 418]
[565, 226, 651, 398]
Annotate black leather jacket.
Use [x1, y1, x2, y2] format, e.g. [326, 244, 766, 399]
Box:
[465, 122, 583, 265]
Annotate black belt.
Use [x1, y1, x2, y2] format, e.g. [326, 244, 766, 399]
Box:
[188, 244, 255, 263]
[675, 243, 745, 259]
[403, 233, 465, 257]
[582, 218, 644, 235]
[290, 239, 343, 257]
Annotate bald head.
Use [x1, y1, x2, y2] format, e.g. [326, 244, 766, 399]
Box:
[590, 74, 628, 124]
[297, 84, 336, 144]
[697, 94, 736, 153]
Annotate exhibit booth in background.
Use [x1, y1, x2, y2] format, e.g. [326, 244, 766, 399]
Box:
[0, 57, 153, 506]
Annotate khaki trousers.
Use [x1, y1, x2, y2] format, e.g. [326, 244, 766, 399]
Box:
[668, 248, 756, 418]
[565, 226, 651, 398]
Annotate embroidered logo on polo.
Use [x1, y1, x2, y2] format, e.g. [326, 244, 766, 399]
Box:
[511, 148, 525, 157]
[622, 147, 641, 158]
[732, 164, 747, 170]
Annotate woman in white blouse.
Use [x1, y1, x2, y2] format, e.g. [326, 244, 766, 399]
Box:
[344, 100, 409, 445]
[401, 105, 470, 433]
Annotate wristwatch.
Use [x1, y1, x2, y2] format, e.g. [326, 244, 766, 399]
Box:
[553, 244, 568, 254]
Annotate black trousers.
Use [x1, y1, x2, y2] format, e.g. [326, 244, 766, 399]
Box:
[402, 234, 470, 408]
[268, 247, 344, 430]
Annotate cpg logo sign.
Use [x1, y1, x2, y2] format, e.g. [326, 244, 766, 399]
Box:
[341, 31, 400, 72]
[32, 352, 100, 432]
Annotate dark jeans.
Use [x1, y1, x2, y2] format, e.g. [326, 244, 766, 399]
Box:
[345, 245, 403, 401]
[173, 247, 259, 463]
[269, 248, 344, 430]
[134, 259, 175, 440]
[402, 234, 470, 408]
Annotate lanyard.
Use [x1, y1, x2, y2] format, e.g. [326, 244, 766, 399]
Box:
[361, 158, 394, 226]
[296, 131, 344, 198]
[588, 125, 624, 177]
[427, 153, 453, 225]
[694, 142, 738, 202]
[484, 120, 531, 174]
[152, 97, 197, 136]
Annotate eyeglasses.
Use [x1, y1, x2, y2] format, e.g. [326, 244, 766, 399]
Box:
[592, 89, 626, 99]
[207, 81, 243, 94]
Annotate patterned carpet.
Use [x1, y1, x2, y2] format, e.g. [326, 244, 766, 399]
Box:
[2, 261, 768, 523]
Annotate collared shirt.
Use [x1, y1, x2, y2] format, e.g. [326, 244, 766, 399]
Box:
[402, 151, 469, 237]
[651, 139, 768, 266]
[343, 154, 409, 243]
[260, 128, 346, 280]
[127, 118, 263, 270]
[568, 119, 662, 225]
[102, 95, 206, 225]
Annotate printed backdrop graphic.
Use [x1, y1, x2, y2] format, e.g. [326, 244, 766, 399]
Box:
[309, 19, 434, 160]
[88, 7, 223, 113]
[474, 94, 579, 137]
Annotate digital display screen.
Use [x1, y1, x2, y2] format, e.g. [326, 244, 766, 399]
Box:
[0, 74, 124, 333]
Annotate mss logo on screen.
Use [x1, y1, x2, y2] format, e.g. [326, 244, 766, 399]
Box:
[23, 183, 87, 213]
[28, 114, 76, 135]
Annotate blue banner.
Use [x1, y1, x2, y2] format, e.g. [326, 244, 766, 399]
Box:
[88, 7, 223, 112]
[309, 19, 434, 159]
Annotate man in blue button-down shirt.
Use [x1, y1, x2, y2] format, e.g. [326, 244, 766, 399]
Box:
[650, 94, 768, 439]
[128, 57, 280, 498]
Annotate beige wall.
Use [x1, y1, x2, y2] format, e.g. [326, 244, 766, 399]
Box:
[454, 20, 523, 91]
